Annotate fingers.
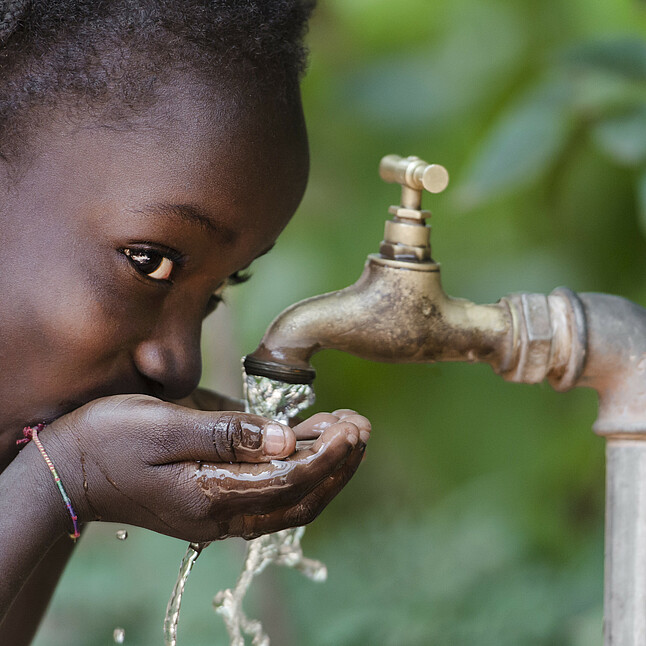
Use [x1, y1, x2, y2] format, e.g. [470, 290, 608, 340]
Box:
[142, 402, 369, 472]
[292, 413, 341, 440]
[331, 408, 358, 418]
[191, 419, 361, 515]
[236, 436, 366, 538]
[335, 414, 371, 443]
[151, 406, 297, 465]
[293, 411, 371, 443]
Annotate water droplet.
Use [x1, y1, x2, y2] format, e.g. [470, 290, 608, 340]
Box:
[115, 529, 128, 541]
[113, 627, 125, 643]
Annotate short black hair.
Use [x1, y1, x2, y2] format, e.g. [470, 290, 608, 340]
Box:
[0, 0, 315, 164]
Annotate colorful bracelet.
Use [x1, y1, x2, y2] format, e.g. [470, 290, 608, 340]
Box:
[17, 424, 81, 541]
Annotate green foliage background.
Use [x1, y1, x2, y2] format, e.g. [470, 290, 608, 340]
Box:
[35, 1, 646, 644]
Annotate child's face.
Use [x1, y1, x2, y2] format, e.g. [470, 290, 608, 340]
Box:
[0, 80, 309, 434]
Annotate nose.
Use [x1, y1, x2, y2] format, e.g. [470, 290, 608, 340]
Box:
[132, 319, 203, 400]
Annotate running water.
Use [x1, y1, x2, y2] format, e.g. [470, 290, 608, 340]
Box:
[163, 370, 323, 646]
[163, 542, 209, 646]
[213, 525, 326, 646]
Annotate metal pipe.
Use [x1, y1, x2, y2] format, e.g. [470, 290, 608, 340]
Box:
[577, 293, 646, 646]
[605, 440, 646, 646]
[244, 155, 646, 644]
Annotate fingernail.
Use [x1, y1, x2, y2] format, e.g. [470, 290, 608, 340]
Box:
[264, 422, 288, 455]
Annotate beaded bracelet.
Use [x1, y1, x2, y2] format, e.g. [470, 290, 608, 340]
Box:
[17, 424, 81, 541]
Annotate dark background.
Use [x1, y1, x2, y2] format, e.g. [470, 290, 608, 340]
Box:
[36, 1, 646, 644]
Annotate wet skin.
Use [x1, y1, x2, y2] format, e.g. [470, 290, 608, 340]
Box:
[0, 79, 371, 643]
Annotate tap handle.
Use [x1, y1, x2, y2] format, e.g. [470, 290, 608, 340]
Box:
[378, 154, 449, 261]
[379, 154, 449, 194]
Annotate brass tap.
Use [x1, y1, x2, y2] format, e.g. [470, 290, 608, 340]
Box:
[244, 154, 519, 384]
[377, 155, 449, 262]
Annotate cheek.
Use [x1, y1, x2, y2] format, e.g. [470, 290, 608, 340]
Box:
[13, 246, 156, 365]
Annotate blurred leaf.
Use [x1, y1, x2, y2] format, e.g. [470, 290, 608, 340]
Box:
[458, 77, 572, 208]
[591, 107, 646, 166]
[569, 69, 646, 119]
[340, 1, 526, 128]
[565, 38, 646, 82]
[326, 0, 440, 52]
[284, 481, 603, 646]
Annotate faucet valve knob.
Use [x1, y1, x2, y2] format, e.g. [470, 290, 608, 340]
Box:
[378, 154, 449, 263]
[379, 155, 449, 198]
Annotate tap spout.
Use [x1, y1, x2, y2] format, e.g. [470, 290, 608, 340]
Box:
[244, 255, 514, 384]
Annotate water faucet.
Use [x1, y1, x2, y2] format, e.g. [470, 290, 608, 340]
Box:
[244, 154, 582, 393]
[244, 154, 646, 646]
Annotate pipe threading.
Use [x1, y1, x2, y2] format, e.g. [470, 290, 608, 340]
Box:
[500, 287, 587, 391]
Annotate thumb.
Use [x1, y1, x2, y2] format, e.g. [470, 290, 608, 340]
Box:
[155, 408, 297, 464]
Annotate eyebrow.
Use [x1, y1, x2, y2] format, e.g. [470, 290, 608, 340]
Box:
[134, 202, 239, 244]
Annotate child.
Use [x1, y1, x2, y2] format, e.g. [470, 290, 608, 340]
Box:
[0, 1, 371, 643]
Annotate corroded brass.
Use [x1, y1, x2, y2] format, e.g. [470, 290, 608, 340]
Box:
[248, 255, 513, 375]
[244, 155, 588, 392]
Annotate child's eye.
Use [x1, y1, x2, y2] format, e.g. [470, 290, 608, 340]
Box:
[123, 248, 174, 281]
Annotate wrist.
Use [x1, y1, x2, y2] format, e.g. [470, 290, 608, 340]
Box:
[0, 439, 73, 618]
[0, 438, 69, 551]
[18, 439, 72, 539]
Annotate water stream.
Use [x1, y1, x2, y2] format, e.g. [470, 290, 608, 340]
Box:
[163, 542, 209, 645]
[163, 370, 322, 646]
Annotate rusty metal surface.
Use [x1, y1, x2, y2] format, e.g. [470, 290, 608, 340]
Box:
[500, 288, 587, 391]
[249, 255, 513, 373]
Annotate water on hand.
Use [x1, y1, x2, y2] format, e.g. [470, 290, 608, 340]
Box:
[163, 371, 324, 646]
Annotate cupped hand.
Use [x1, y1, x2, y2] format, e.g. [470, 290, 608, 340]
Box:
[41, 396, 370, 542]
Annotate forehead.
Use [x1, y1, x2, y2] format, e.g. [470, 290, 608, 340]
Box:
[11, 78, 309, 257]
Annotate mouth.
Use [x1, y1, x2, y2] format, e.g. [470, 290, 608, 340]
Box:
[24, 374, 161, 429]
[24, 399, 88, 428]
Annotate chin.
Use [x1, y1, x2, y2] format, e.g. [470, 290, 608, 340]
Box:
[25, 397, 93, 428]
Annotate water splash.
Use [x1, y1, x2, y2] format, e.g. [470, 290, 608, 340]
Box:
[213, 526, 326, 646]
[163, 371, 320, 646]
[242, 373, 315, 423]
[113, 627, 125, 643]
[212, 373, 324, 646]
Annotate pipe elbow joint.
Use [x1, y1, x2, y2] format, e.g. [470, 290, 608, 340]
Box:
[577, 293, 646, 435]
